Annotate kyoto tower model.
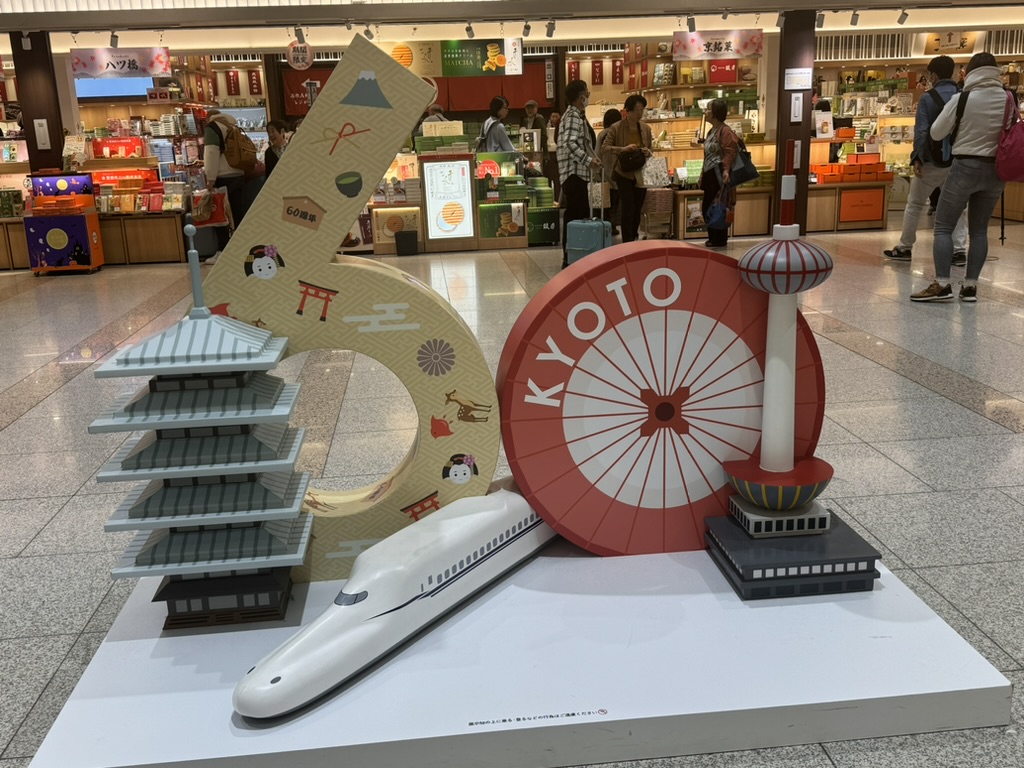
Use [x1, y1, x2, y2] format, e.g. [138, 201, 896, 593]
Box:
[710, 142, 882, 600]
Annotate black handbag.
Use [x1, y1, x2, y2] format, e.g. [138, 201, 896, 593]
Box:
[728, 137, 759, 187]
[619, 148, 647, 173]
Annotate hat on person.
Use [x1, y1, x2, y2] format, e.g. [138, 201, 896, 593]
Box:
[525, 99, 538, 107]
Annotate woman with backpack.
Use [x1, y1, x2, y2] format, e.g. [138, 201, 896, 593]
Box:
[203, 109, 255, 253]
[911, 52, 1012, 303]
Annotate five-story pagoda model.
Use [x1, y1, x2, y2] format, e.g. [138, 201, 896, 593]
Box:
[89, 220, 312, 628]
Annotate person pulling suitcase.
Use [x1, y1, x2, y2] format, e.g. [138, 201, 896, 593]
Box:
[556, 79, 602, 269]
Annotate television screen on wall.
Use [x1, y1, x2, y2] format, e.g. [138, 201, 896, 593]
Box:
[74, 78, 155, 98]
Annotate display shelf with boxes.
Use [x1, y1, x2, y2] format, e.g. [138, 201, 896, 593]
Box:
[24, 192, 105, 275]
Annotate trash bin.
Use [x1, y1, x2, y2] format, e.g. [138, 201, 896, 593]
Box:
[395, 230, 418, 256]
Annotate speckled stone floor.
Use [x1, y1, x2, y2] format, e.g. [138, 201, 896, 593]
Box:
[2, 216, 1024, 768]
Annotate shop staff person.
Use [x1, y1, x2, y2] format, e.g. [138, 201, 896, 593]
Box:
[556, 79, 601, 269]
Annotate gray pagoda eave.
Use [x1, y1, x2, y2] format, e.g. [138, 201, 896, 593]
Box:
[104, 471, 311, 532]
[96, 425, 304, 483]
[94, 315, 288, 379]
[88, 375, 300, 433]
[110, 515, 313, 579]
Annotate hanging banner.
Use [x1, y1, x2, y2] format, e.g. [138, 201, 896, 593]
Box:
[640, 59, 649, 89]
[195, 77, 205, 103]
[612, 59, 624, 85]
[628, 62, 636, 90]
[286, 40, 314, 71]
[226, 70, 241, 96]
[709, 59, 738, 84]
[592, 60, 604, 86]
[248, 69, 264, 96]
[568, 60, 580, 82]
[211, 75, 218, 98]
[388, 39, 523, 78]
[672, 30, 764, 60]
[281, 68, 332, 115]
[0, 80, 7, 103]
[71, 47, 172, 78]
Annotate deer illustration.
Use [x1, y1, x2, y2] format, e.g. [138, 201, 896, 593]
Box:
[445, 389, 492, 423]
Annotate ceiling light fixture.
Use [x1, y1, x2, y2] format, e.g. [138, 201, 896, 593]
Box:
[21, 32, 32, 50]
[687, 14, 696, 33]
[294, 26, 305, 44]
[523, 21, 531, 37]
[363, 24, 374, 40]
[345, 20, 353, 31]
[546, 20, 556, 38]
[722, 10, 730, 20]
[109, 30, 119, 48]
[465, 22, 475, 39]
[815, 11, 825, 28]
[897, 9, 909, 24]
[776, 11, 785, 27]
[850, 10, 860, 25]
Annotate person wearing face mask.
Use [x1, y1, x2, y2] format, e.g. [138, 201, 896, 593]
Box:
[602, 94, 655, 242]
[556, 79, 601, 269]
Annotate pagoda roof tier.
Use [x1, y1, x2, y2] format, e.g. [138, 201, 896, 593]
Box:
[95, 315, 287, 378]
[111, 516, 313, 578]
[96, 424, 304, 482]
[104, 471, 311, 532]
[89, 374, 299, 433]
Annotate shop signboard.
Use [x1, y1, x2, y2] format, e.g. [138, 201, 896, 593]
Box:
[226, 70, 241, 96]
[247, 70, 263, 96]
[71, 47, 171, 78]
[921, 30, 977, 54]
[286, 40, 314, 71]
[388, 38, 523, 78]
[281, 68, 332, 115]
[672, 30, 763, 60]
[423, 158, 475, 240]
[709, 59, 738, 84]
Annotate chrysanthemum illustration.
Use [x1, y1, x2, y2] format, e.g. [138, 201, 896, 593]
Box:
[417, 338, 456, 376]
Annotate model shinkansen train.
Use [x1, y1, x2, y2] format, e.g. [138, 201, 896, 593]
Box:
[233, 479, 557, 719]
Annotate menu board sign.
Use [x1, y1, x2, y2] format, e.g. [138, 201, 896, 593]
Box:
[423, 159, 475, 240]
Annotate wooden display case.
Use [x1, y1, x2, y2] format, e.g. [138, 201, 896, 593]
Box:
[5, 219, 29, 268]
[673, 187, 774, 240]
[0, 219, 12, 270]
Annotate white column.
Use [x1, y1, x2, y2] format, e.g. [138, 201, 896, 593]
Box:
[760, 292, 797, 473]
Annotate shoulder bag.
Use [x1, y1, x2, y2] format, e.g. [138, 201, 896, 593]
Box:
[727, 130, 759, 187]
[617, 123, 648, 173]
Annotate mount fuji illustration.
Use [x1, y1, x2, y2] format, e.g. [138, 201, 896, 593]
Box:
[340, 70, 392, 109]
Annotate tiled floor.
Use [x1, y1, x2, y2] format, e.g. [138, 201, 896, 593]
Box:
[2, 216, 1024, 768]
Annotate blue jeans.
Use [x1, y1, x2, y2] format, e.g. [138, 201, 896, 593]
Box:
[933, 158, 1004, 281]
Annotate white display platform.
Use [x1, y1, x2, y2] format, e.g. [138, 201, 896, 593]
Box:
[31, 542, 1011, 768]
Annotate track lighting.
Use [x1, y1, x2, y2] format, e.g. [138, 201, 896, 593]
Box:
[546, 20, 556, 38]
[363, 25, 374, 40]
[523, 21, 531, 37]
[850, 10, 860, 25]
[109, 31, 119, 48]
[897, 9, 909, 24]
[20, 32, 31, 50]
[294, 26, 305, 45]
[815, 11, 825, 28]
[776, 11, 785, 27]
[687, 14, 696, 33]
[722, 10, 730, 20]
[465, 22, 475, 39]
[345, 20, 353, 31]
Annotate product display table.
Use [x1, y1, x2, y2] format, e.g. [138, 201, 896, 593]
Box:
[31, 541, 1010, 768]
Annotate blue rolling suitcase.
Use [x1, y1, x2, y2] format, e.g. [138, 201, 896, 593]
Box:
[566, 171, 613, 265]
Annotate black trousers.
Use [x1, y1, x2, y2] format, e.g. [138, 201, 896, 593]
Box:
[213, 175, 250, 252]
[701, 169, 729, 247]
[614, 172, 647, 242]
[561, 173, 590, 265]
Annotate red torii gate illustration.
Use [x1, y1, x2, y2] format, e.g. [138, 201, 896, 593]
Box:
[296, 280, 340, 322]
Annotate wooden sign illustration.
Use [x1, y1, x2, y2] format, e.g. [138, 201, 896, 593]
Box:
[202, 35, 500, 581]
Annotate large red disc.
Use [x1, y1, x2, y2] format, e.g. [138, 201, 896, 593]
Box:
[497, 241, 825, 556]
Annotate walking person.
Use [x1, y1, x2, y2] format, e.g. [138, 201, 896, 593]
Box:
[884, 56, 968, 265]
[911, 52, 1012, 302]
[699, 98, 738, 249]
[203, 109, 253, 254]
[556, 80, 601, 269]
[602, 94, 654, 242]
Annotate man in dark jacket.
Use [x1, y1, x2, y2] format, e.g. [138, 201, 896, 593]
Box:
[884, 55, 967, 264]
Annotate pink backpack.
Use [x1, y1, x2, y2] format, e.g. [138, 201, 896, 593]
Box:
[997, 91, 1024, 183]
